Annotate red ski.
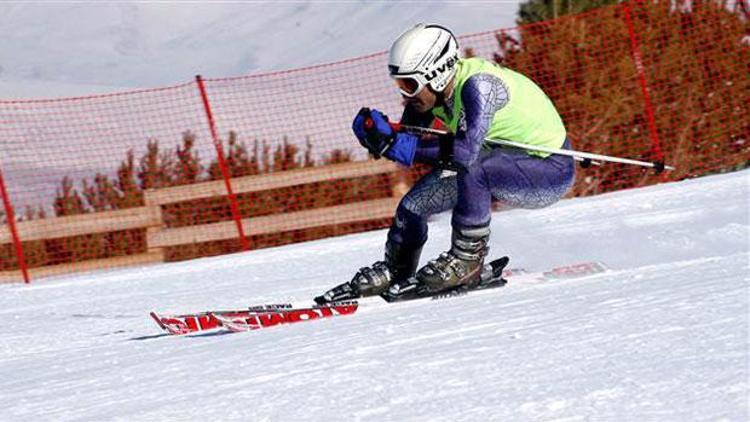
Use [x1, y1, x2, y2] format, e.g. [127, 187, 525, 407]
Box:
[150, 261, 606, 336]
[211, 302, 359, 332]
[150, 302, 359, 335]
[150, 309, 250, 335]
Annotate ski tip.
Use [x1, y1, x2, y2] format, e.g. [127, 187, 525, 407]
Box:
[149, 312, 167, 329]
[150, 312, 193, 336]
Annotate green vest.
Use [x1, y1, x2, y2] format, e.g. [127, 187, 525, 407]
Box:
[432, 58, 566, 158]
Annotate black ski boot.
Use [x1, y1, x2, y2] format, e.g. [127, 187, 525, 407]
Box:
[416, 224, 490, 293]
[314, 240, 422, 304]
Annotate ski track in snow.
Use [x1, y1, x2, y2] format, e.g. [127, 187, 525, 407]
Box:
[0, 171, 748, 421]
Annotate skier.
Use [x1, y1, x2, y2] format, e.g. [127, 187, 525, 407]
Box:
[316, 23, 576, 303]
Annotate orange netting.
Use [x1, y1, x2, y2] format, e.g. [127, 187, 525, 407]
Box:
[1, 1, 747, 282]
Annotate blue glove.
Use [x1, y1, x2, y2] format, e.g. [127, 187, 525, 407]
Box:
[352, 108, 393, 158]
[384, 132, 418, 166]
[351, 107, 371, 145]
[351, 108, 417, 166]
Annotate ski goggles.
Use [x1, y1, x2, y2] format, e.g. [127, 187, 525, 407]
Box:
[392, 74, 427, 98]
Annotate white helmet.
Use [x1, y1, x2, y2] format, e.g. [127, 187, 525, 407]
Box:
[388, 23, 460, 97]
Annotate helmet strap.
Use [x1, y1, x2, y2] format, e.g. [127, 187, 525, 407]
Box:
[431, 76, 456, 109]
[436, 90, 449, 111]
[442, 76, 457, 99]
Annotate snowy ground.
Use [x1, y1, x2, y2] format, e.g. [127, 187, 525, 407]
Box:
[0, 170, 748, 421]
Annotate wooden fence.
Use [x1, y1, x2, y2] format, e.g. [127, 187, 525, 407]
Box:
[0, 160, 404, 282]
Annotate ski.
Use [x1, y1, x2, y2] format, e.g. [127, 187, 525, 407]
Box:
[211, 302, 359, 332]
[383, 260, 608, 303]
[150, 302, 359, 335]
[150, 310, 251, 335]
[150, 260, 607, 336]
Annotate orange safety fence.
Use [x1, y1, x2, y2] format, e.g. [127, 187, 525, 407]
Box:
[0, 0, 747, 282]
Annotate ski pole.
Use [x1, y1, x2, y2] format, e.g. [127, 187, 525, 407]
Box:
[391, 122, 673, 173]
[379, 121, 603, 166]
[364, 118, 601, 166]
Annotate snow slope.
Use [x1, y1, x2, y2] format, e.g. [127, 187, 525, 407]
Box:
[0, 170, 747, 421]
[0, 2, 520, 99]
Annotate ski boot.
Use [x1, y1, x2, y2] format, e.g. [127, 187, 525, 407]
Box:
[416, 224, 490, 293]
[314, 240, 422, 304]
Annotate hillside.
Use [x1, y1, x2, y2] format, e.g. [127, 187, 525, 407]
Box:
[0, 170, 747, 421]
[0, 2, 519, 99]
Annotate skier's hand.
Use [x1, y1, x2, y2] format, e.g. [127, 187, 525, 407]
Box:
[352, 108, 393, 158]
[352, 108, 418, 166]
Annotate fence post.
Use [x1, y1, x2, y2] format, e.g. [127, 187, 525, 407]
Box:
[143, 189, 167, 262]
[622, 0, 664, 162]
[0, 167, 30, 283]
[195, 75, 251, 251]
